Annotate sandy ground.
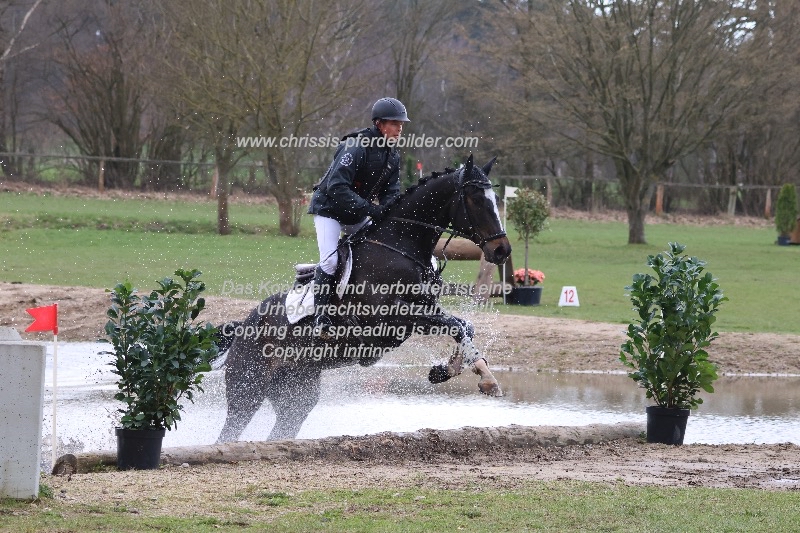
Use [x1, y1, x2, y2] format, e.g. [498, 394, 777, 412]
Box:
[44, 440, 800, 520]
[2, 280, 800, 510]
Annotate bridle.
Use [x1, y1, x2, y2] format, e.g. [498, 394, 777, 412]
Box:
[389, 168, 506, 244]
[454, 168, 508, 248]
[367, 167, 507, 273]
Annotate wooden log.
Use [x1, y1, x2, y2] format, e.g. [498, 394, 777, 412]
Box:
[433, 238, 482, 260]
[474, 256, 495, 302]
[69, 422, 643, 472]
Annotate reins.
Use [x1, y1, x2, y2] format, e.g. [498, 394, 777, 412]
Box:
[358, 167, 507, 275]
[363, 238, 437, 273]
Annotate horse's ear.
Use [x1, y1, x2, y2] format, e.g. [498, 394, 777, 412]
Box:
[463, 154, 474, 181]
[482, 157, 497, 176]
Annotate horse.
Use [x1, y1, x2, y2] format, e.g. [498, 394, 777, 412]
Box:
[215, 155, 512, 442]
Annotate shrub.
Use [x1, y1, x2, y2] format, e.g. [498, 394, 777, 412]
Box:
[775, 184, 798, 237]
[104, 268, 218, 430]
[620, 243, 726, 409]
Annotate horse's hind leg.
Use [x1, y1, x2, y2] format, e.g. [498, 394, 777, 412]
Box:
[217, 362, 271, 443]
[266, 366, 322, 440]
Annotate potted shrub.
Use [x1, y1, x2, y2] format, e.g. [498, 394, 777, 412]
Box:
[619, 243, 726, 445]
[511, 268, 546, 305]
[775, 184, 798, 245]
[104, 268, 218, 470]
[506, 187, 550, 305]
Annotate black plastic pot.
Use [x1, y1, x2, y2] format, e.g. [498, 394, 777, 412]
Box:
[646, 406, 690, 445]
[115, 427, 165, 470]
[509, 286, 542, 306]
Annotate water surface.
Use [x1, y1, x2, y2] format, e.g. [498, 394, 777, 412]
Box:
[40, 343, 800, 460]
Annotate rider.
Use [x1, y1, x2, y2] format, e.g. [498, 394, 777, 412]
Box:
[307, 97, 410, 337]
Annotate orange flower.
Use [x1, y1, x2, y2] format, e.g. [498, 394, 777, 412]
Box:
[513, 268, 545, 286]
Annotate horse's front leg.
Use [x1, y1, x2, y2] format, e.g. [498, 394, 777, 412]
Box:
[418, 313, 502, 397]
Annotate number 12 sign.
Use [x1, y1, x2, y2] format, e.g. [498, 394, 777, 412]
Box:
[558, 286, 580, 307]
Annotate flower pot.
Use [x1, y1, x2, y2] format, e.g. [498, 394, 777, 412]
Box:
[115, 427, 165, 470]
[509, 286, 542, 306]
[646, 406, 690, 445]
[777, 235, 791, 246]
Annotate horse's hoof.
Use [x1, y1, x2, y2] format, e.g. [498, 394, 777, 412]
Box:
[478, 379, 503, 397]
[428, 364, 451, 384]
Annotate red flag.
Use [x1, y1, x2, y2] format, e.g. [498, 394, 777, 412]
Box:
[26, 303, 58, 335]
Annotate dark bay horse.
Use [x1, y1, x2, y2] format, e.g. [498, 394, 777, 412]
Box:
[216, 155, 512, 442]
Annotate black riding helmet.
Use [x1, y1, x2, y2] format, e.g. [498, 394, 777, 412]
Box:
[371, 97, 410, 122]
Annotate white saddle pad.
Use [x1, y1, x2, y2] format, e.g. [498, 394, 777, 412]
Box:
[285, 246, 353, 324]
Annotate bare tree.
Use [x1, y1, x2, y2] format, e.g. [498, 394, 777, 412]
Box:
[700, 1, 800, 214]
[378, 1, 466, 113]
[0, 0, 43, 63]
[43, 1, 155, 188]
[490, 0, 771, 243]
[0, 0, 45, 177]
[159, 0, 367, 236]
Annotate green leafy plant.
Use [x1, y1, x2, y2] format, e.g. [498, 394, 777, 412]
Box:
[620, 243, 726, 409]
[775, 184, 798, 237]
[506, 188, 549, 285]
[104, 268, 218, 430]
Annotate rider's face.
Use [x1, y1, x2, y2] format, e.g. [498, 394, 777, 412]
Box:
[378, 120, 404, 141]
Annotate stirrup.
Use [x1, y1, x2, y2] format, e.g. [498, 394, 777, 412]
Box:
[312, 314, 335, 339]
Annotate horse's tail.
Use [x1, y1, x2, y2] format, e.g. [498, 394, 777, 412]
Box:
[214, 321, 240, 353]
[211, 321, 241, 369]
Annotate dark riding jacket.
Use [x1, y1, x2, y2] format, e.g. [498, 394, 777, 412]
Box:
[308, 126, 401, 225]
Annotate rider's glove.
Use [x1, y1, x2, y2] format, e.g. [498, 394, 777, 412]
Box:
[366, 204, 388, 222]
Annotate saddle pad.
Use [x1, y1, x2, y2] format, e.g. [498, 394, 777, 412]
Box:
[285, 245, 353, 324]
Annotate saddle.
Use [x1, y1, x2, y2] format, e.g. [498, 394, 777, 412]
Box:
[284, 246, 353, 324]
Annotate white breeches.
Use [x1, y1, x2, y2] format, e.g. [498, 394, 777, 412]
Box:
[314, 215, 369, 275]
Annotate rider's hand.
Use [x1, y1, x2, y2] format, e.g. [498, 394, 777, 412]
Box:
[367, 204, 388, 222]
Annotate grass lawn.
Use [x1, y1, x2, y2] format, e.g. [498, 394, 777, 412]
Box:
[1, 190, 797, 333]
[3, 481, 799, 532]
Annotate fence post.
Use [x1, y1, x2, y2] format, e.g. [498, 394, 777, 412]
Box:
[97, 160, 105, 193]
[210, 165, 219, 198]
[764, 188, 772, 219]
[655, 184, 664, 216]
[545, 177, 553, 205]
[727, 186, 737, 217]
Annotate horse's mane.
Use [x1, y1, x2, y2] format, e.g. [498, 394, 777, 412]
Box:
[383, 166, 459, 211]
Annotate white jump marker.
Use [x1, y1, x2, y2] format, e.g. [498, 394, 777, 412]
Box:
[558, 286, 580, 307]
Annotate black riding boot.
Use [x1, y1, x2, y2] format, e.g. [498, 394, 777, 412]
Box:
[312, 267, 336, 338]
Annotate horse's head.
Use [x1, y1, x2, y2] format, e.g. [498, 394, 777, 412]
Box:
[452, 155, 512, 265]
